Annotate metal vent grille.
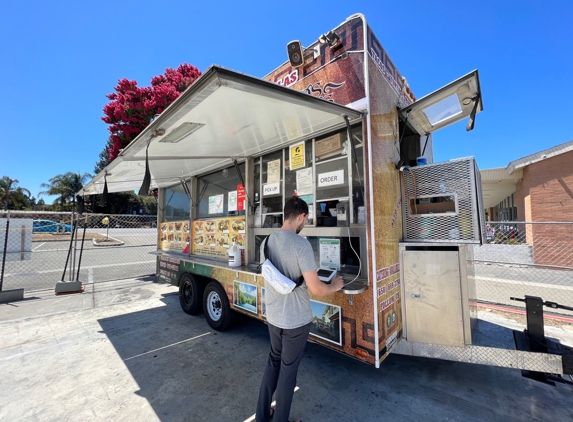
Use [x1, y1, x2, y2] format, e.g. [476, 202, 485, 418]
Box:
[402, 157, 484, 243]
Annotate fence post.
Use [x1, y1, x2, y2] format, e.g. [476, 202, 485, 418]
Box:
[71, 210, 77, 281]
[0, 211, 9, 292]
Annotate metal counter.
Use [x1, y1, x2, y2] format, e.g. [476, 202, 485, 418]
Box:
[151, 250, 367, 300]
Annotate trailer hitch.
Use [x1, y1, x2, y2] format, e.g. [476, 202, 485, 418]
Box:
[510, 295, 573, 384]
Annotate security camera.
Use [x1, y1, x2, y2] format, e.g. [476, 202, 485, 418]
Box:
[319, 31, 340, 48]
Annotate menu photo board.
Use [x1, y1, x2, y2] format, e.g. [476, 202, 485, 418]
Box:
[159, 220, 190, 253]
[192, 217, 246, 263]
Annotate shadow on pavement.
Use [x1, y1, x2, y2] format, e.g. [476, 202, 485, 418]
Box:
[97, 294, 573, 422]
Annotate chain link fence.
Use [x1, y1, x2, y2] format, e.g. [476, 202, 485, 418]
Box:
[3, 212, 572, 318]
[474, 221, 573, 317]
[0, 211, 157, 292]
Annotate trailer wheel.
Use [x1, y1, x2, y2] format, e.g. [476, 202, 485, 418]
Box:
[179, 274, 203, 315]
[203, 281, 234, 331]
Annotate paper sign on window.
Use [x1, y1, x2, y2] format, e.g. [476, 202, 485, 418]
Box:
[320, 238, 341, 270]
[263, 183, 280, 196]
[237, 184, 246, 211]
[296, 168, 312, 195]
[290, 142, 305, 170]
[317, 170, 344, 187]
[228, 191, 238, 211]
[209, 194, 224, 214]
[267, 159, 281, 184]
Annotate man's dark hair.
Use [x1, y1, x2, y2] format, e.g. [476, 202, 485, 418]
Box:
[284, 196, 309, 221]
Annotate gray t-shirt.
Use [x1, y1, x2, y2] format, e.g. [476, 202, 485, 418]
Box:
[262, 230, 318, 329]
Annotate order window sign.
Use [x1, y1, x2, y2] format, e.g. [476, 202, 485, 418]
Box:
[318, 170, 345, 187]
[263, 182, 280, 196]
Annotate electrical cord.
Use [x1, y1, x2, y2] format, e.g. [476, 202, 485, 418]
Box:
[345, 225, 362, 285]
[399, 166, 418, 215]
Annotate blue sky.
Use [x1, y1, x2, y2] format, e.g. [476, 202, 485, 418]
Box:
[1, 1, 572, 201]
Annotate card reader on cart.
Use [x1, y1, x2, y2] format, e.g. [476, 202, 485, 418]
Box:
[336, 201, 350, 226]
[317, 268, 337, 283]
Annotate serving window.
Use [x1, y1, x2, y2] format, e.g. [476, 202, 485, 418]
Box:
[163, 182, 192, 222]
[196, 163, 246, 219]
[253, 124, 364, 228]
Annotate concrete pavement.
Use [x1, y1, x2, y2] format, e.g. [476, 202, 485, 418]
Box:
[1, 277, 572, 421]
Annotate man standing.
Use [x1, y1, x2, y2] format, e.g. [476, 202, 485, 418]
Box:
[255, 196, 344, 422]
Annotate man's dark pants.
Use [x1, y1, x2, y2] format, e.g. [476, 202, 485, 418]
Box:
[256, 322, 312, 422]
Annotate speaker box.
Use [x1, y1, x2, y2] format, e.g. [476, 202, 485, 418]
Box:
[287, 40, 304, 68]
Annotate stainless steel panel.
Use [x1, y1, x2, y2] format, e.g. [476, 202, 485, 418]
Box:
[465, 246, 478, 335]
[403, 250, 465, 347]
[457, 246, 472, 345]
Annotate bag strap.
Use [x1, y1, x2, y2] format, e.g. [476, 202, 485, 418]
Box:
[262, 232, 304, 288]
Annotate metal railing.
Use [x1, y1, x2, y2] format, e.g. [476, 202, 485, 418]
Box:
[474, 221, 573, 316]
[0, 211, 157, 292]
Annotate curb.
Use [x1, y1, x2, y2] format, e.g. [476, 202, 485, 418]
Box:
[474, 301, 573, 324]
[92, 236, 125, 247]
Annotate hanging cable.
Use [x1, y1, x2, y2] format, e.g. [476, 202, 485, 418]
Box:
[399, 166, 418, 215]
[346, 226, 362, 285]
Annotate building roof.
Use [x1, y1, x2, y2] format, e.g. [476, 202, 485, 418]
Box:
[507, 140, 573, 175]
[481, 140, 573, 208]
[481, 167, 523, 208]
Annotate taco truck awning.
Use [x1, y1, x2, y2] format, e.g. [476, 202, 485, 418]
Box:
[80, 66, 363, 196]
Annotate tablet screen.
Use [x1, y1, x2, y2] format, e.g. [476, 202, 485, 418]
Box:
[317, 269, 334, 278]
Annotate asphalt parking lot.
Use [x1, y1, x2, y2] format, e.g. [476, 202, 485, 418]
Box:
[2, 228, 157, 291]
[1, 277, 572, 422]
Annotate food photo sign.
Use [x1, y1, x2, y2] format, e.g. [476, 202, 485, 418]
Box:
[192, 217, 246, 263]
[159, 220, 190, 253]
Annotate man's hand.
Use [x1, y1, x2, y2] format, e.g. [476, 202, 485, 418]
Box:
[331, 276, 344, 291]
[304, 271, 345, 296]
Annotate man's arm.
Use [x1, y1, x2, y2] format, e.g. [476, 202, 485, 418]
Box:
[303, 270, 344, 296]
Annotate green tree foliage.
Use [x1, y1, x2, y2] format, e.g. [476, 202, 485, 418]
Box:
[39, 172, 92, 209]
[93, 192, 157, 215]
[0, 176, 32, 210]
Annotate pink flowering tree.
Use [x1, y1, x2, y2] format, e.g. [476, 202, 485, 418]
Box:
[96, 63, 202, 172]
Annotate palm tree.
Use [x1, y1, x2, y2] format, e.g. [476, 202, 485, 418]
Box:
[10, 188, 34, 210]
[39, 172, 92, 208]
[0, 176, 31, 210]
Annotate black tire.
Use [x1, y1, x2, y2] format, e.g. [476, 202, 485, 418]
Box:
[57, 226, 65, 234]
[203, 281, 235, 331]
[179, 274, 204, 315]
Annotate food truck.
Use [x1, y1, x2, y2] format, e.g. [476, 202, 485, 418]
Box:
[80, 13, 568, 375]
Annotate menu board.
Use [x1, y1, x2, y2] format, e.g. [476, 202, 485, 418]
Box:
[159, 220, 190, 253]
[192, 217, 246, 263]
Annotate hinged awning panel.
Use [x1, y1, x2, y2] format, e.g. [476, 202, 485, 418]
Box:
[81, 66, 362, 195]
[400, 70, 483, 136]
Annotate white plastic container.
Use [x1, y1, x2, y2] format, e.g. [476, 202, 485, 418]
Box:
[357, 206, 366, 224]
[228, 242, 241, 267]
